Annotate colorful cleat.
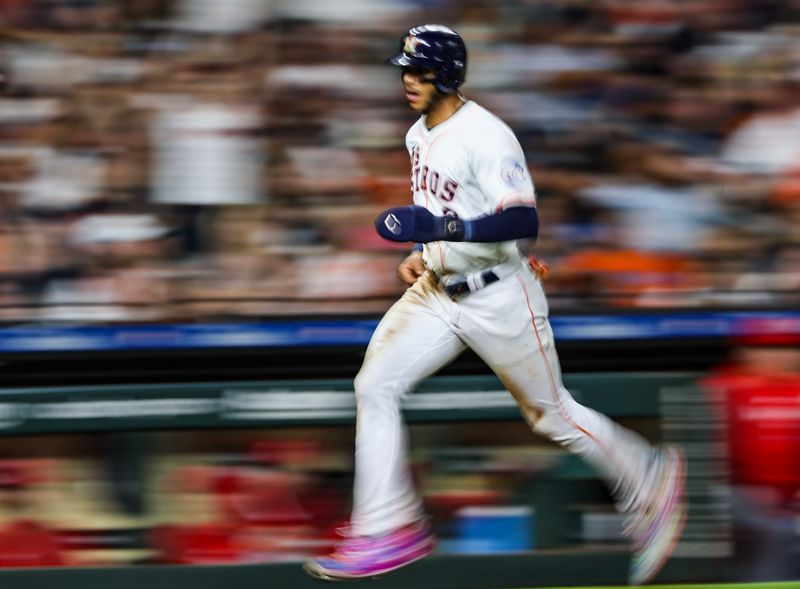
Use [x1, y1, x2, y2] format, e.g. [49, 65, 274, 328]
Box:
[303, 521, 434, 581]
[628, 445, 688, 585]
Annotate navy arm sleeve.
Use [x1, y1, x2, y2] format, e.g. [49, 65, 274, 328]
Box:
[462, 206, 538, 243]
[375, 205, 538, 244]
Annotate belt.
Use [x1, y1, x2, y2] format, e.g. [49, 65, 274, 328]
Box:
[443, 269, 500, 297]
[436, 261, 520, 299]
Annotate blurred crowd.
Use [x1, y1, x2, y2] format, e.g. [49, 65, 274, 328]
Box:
[1, 0, 800, 321]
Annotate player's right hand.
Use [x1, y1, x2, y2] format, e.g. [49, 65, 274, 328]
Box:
[396, 251, 425, 286]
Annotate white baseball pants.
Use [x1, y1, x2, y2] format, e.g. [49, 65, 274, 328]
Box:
[350, 266, 657, 536]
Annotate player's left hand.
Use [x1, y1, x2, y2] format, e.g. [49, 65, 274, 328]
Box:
[396, 251, 425, 285]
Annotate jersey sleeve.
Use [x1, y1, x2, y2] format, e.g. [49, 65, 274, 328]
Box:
[471, 125, 536, 212]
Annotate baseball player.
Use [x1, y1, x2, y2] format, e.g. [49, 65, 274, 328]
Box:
[304, 24, 686, 585]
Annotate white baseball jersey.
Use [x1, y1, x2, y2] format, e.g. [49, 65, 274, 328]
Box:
[407, 100, 536, 275]
[348, 99, 663, 545]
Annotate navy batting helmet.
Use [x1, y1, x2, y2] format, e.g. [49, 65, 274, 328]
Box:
[388, 24, 467, 94]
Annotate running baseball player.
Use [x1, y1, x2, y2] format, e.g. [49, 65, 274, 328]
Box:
[304, 24, 686, 585]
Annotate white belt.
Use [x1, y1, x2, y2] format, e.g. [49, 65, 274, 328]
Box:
[436, 260, 520, 298]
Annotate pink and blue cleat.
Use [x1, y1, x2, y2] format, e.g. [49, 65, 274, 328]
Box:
[628, 445, 688, 585]
[303, 521, 435, 581]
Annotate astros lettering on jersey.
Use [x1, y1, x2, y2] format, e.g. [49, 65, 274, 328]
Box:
[407, 100, 537, 275]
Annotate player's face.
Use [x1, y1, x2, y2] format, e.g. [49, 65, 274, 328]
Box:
[402, 67, 439, 113]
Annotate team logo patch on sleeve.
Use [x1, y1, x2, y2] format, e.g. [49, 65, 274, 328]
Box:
[501, 157, 528, 188]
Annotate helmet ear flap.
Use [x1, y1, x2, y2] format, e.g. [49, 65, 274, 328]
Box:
[434, 77, 456, 95]
[433, 62, 462, 94]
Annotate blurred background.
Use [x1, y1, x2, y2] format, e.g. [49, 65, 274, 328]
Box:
[0, 0, 797, 586]
[0, 0, 798, 318]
